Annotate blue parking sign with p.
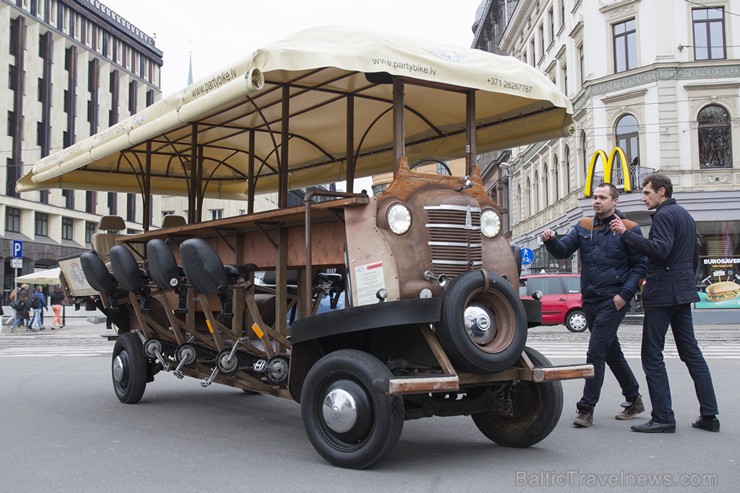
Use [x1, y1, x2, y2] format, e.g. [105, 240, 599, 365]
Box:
[12, 240, 22, 258]
[521, 247, 534, 265]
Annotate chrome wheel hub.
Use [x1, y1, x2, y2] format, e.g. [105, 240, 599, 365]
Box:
[322, 388, 358, 434]
[113, 354, 126, 383]
[464, 304, 495, 345]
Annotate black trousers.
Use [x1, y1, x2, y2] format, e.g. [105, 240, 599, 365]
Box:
[578, 297, 640, 411]
[642, 304, 718, 424]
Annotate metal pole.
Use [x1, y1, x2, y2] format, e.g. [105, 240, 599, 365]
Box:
[466, 91, 476, 176]
[392, 78, 405, 178]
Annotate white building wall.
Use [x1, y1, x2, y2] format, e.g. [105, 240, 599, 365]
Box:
[480, 0, 740, 286]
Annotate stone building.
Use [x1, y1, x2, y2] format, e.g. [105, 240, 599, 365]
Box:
[1, 0, 162, 298]
[474, 0, 740, 322]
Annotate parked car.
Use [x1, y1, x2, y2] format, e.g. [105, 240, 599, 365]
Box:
[520, 274, 587, 332]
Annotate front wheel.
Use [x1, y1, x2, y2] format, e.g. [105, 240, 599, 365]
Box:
[471, 346, 563, 447]
[112, 332, 148, 404]
[438, 271, 527, 373]
[301, 349, 404, 469]
[565, 310, 588, 332]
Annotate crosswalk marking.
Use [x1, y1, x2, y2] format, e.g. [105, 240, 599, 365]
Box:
[2, 341, 740, 359]
[0, 347, 112, 358]
[528, 342, 740, 360]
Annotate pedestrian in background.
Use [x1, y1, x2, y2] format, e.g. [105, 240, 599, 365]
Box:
[30, 286, 47, 331]
[611, 173, 719, 433]
[541, 182, 647, 428]
[11, 285, 30, 331]
[50, 287, 65, 330]
[4, 287, 18, 329]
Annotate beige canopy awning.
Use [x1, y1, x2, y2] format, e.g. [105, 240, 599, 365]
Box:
[18, 25, 573, 201]
[16, 267, 62, 285]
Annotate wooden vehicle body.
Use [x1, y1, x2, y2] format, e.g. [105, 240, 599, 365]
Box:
[21, 27, 591, 469]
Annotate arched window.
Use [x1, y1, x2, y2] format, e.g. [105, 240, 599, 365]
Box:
[533, 170, 540, 213]
[564, 145, 571, 192]
[553, 155, 560, 202]
[525, 178, 531, 218]
[614, 114, 639, 187]
[698, 105, 732, 168]
[543, 164, 549, 207]
[516, 183, 522, 223]
[580, 131, 587, 181]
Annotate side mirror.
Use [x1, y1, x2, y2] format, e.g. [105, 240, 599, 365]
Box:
[531, 290, 544, 301]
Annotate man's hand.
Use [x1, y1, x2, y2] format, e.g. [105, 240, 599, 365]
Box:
[610, 216, 627, 235]
[614, 294, 626, 310]
[540, 229, 556, 242]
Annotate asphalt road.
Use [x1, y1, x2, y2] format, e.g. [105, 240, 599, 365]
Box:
[0, 323, 738, 492]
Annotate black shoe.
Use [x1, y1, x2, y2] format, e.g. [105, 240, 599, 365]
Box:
[631, 420, 676, 433]
[692, 416, 720, 432]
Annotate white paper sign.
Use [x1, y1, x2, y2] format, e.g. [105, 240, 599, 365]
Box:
[355, 261, 385, 306]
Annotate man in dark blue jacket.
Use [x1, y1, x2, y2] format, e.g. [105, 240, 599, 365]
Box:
[611, 173, 719, 433]
[542, 182, 647, 428]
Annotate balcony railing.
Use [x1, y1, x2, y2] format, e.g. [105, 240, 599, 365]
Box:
[591, 166, 655, 190]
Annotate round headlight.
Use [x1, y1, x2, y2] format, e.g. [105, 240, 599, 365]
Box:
[480, 209, 502, 238]
[387, 203, 412, 235]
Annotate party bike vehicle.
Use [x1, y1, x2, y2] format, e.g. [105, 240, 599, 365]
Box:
[19, 27, 592, 469]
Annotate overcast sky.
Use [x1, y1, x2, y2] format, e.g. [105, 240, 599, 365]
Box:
[103, 0, 483, 95]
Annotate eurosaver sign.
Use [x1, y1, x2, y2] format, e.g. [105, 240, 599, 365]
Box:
[584, 147, 632, 198]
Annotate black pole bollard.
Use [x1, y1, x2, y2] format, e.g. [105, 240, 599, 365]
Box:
[62, 305, 66, 327]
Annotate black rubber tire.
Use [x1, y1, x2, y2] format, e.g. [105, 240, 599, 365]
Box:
[471, 347, 563, 448]
[300, 349, 404, 469]
[112, 332, 148, 404]
[438, 271, 528, 373]
[565, 309, 588, 332]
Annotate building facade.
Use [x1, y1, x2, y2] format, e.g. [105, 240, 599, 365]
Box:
[1, 0, 162, 299]
[474, 0, 740, 321]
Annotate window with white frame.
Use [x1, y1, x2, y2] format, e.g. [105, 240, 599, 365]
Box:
[612, 19, 636, 73]
[615, 114, 640, 187]
[692, 7, 726, 61]
[553, 155, 560, 202]
[564, 145, 571, 193]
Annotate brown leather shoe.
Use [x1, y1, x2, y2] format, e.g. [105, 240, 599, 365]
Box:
[573, 410, 593, 427]
[615, 396, 645, 420]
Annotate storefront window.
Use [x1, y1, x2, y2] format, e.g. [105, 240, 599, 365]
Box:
[695, 220, 740, 309]
[526, 245, 572, 274]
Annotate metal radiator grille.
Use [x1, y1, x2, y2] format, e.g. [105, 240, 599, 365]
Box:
[425, 205, 483, 278]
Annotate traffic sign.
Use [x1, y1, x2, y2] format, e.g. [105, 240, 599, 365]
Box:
[521, 247, 535, 265]
[10, 258, 23, 269]
[12, 240, 23, 258]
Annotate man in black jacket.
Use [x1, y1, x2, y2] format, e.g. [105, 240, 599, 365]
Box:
[542, 182, 647, 428]
[611, 173, 719, 433]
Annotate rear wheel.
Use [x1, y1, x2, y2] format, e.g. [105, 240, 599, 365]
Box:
[112, 332, 147, 404]
[471, 347, 563, 447]
[438, 271, 527, 373]
[565, 310, 587, 332]
[301, 349, 404, 469]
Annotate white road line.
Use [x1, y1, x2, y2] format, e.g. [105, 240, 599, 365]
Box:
[0, 347, 112, 358]
[528, 343, 740, 359]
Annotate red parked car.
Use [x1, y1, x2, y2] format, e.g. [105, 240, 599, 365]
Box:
[520, 273, 587, 332]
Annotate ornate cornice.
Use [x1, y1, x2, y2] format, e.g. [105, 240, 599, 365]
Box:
[599, 0, 641, 20]
[574, 63, 740, 111]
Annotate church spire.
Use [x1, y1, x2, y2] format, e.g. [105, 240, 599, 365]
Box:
[187, 50, 193, 86]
